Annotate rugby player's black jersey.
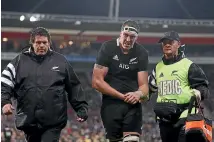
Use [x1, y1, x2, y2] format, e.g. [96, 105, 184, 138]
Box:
[96, 39, 148, 100]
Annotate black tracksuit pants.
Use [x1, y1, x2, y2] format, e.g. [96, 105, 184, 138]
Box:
[24, 126, 62, 142]
[159, 121, 185, 142]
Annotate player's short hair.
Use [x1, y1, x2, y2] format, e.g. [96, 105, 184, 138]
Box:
[121, 20, 140, 34]
[29, 27, 51, 44]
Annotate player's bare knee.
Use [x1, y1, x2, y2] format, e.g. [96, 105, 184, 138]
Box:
[123, 134, 140, 142]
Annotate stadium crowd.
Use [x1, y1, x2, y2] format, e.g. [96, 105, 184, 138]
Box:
[1, 38, 214, 57]
[1, 97, 162, 142]
[1, 40, 214, 142]
[2, 0, 214, 140]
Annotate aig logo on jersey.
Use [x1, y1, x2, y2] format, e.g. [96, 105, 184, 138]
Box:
[119, 63, 129, 69]
[158, 80, 182, 96]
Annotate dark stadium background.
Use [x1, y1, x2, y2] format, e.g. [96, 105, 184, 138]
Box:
[1, 0, 214, 141]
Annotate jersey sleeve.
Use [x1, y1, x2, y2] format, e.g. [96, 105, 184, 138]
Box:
[1, 55, 20, 107]
[96, 42, 111, 67]
[64, 59, 88, 112]
[138, 47, 149, 72]
[148, 67, 158, 93]
[188, 63, 210, 100]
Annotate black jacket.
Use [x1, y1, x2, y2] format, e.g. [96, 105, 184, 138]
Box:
[1, 47, 88, 130]
[149, 53, 210, 100]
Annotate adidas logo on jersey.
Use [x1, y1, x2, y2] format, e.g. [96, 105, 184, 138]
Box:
[113, 55, 119, 61]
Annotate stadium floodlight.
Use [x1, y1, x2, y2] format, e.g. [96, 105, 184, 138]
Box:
[75, 20, 81, 25]
[2, 38, 8, 42]
[20, 15, 25, 21]
[68, 41, 73, 45]
[162, 24, 168, 28]
[30, 16, 37, 22]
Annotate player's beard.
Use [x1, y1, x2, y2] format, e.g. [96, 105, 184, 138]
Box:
[120, 44, 133, 53]
[121, 42, 134, 52]
[121, 47, 129, 53]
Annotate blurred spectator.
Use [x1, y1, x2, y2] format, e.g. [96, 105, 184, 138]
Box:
[1, 38, 214, 142]
[2, 38, 214, 57]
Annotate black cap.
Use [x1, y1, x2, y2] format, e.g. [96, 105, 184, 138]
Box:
[158, 31, 180, 43]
